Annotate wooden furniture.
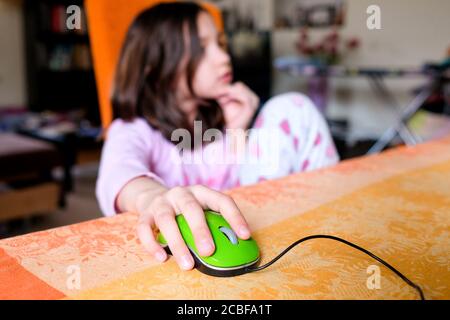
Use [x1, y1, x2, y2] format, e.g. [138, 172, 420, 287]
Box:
[0, 133, 62, 223]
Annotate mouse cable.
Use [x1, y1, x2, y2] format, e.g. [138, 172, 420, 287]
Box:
[244, 234, 425, 300]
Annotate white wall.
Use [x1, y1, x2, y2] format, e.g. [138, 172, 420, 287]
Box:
[0, 0, 26, 109]
[271, 0, 450, 141]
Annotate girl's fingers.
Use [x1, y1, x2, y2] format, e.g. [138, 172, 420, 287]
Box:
[189, 185, 251, 240]
[225, 84, 247, 103]
[224, 83, 259, 110]
[234, 83, 259, 110]
[215, 87, 232, 98]
[154, 209, 195, 271]
[137, 185, 251, 272]
[137, 209, 167, 263]
[217, 83, 247, 103]
[167, 188, 215, 257]
[217, 95, 233, 106]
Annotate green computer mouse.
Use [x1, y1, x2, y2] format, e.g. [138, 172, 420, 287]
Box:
[157, 210, 260, 277]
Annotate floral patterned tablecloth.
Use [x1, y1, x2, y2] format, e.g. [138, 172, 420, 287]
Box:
[1, 136, 449, 300]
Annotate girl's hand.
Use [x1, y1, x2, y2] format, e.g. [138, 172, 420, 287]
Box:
[136, 185, 251, 271]
[217, 82, 260, 130]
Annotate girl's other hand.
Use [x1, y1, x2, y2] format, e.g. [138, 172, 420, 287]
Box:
[217, 82, 259, 130]
[136, 185, 251, 271]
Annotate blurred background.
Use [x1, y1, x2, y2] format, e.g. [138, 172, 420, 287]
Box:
[0, 0, 449, 238]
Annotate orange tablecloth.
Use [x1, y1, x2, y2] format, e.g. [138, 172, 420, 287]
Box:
[1, 137, 450, 300]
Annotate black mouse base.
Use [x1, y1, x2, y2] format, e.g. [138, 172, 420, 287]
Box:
[162, 246, 259, 277]
[193, 257, 259, 278]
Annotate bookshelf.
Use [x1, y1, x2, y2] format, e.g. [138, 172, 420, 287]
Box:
[24, 0, 100, 126]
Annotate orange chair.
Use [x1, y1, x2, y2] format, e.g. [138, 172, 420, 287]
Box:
[84, 0, 224, 131]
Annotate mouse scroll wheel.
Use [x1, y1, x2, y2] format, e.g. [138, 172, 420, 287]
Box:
[219, 227, 239, 245]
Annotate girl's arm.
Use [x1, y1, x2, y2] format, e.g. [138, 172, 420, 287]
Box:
[95, 118, 164, 216]
[116, 176, 167, 214]
[96, 118, 251, 271]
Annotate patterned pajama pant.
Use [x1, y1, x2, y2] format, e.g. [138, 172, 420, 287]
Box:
[238, 92, 340, 185]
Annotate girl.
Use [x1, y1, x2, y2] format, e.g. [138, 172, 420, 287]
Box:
[96, 2, 339, 272]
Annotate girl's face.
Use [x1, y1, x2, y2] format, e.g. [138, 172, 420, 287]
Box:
[178, 12, 232, 102]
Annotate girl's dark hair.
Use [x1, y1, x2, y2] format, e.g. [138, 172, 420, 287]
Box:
[111, 2, 225, 144]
